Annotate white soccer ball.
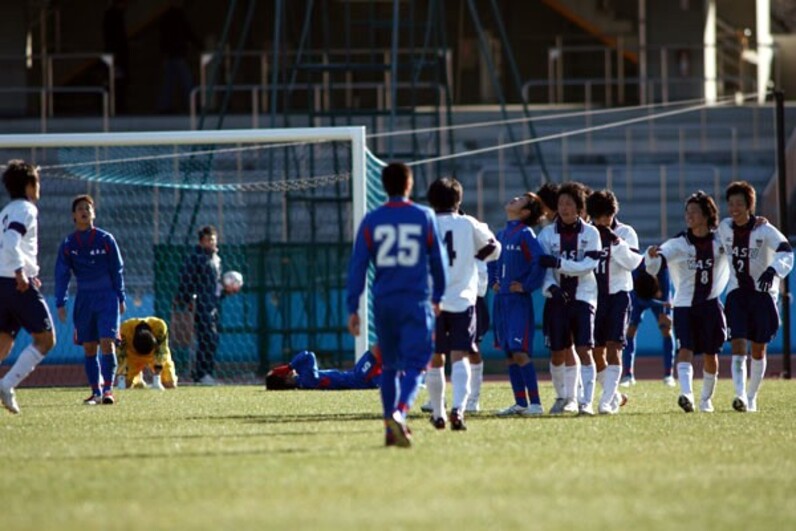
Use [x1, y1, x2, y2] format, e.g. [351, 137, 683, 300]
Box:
[222, 270, 244, 292]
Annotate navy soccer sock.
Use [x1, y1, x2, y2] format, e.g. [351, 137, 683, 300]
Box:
[508, 364, 529, 407]
[520, 362, 541, 405]
[380, 369, 398, 419]
[100, 352, 118, 393]
[622, 336, 636, 377]
[662, 335, 675, 377]
[84, 355, 101, 396]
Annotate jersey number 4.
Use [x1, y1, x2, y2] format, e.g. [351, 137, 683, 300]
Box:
[374, 224, 422, 267]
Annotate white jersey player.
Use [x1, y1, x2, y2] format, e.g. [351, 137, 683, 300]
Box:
[718, 181, 793, 412]
[586, 190, 642, 415]
[0, 161, 56, 414]
[537, 182, 602, 415]
[645, 191, 729, 413]
[425, 177, 500, 430]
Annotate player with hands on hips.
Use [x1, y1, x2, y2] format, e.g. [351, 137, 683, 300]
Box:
[717, 181, 793, 412]
[645, 191, 729, 413]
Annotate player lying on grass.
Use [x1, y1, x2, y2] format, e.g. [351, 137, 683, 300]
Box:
[265, 348, 382, 390]
[116, 317, 178, 390]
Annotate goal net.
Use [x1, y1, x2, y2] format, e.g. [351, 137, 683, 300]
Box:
[0, 127, 384, 386]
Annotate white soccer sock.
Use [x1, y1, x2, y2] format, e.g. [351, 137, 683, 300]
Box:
[731, 355, 748, 398]
[701, 371, 717, 402]
[1, 345, 45, 389]
[564, 365, 579, 401]
[580, 363, 596, 406]
[596, 368, 605, 389]
[550, 362, 565, 399]
[748, 357, 767, 400]
[451, 359, 471, 412]
[468, 362, 483, 407]
[600, 365, 622, 407]
[425, 367, 446, 419]
[677, 362, 694, 397]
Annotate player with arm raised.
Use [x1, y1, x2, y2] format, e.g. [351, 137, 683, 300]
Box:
[346, 163, 448, 448]
[489, 193, 548, 417]
[538, 182, 602, 416]
[0, 161, 56, 414]
[55, 195, 126, 405]
[718, 181, 793, 412]
[425, 178, 500, 430]
[645, 191, 729, 413]
[586, 190, 642, 414]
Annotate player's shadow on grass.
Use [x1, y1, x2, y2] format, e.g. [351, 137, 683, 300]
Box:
[186, 412, 384, 423]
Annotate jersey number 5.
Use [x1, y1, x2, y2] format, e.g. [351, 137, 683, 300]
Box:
[374, 224, 421, 267]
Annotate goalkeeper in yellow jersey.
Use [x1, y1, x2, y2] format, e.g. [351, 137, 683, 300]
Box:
[117, 317, 177, 390]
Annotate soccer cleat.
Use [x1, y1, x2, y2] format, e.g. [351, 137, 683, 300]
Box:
[450, 409, 467, 431]
[496, 403, 528, 417]
[613, 392, 629, 409]
[663, 375, 677, 387]
[746, 396, 758, 413]
[598, 402, 616, 415]
[102, 391, 115, 405]
[385, 411, 412, 448]
[732, 396, 748, 413]
[548, 398, 566, 415]
[429, 416, 446, 430]
[678, 394, 695, 413]
[561, 398, 579, 414]
[0, 383, 20, 414]
[524, 403, 544, 416]
[84, 394, 101, 406]
[578, 403, 595, 416]
[619, 375, 636, 387]
[699, 398, 714, 413]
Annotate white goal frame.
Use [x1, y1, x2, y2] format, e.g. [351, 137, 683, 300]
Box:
[0, 126, 370, 360]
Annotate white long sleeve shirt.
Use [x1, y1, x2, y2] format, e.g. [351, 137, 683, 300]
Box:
[594, 220, 643, 295]
[0, 199, 40, 279]
[538, 218, 602, 307]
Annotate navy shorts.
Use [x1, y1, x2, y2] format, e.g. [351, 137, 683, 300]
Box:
[72, 290, 121, 344]
[725, 289, 779, 344]
[435, 306, 476, 355]
[594, 291, 631, 347]
[544, 299, 595, 351]
[673, 299, 727, 355]
[629, 293, 670, 327]
[474, 296, 490, 346]
[374, 294, 434, 372]
[0, 277, 53, 337]
[493, 293, 535, 356]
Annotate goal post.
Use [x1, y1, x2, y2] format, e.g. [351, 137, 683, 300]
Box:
[0, 126, 376, 385]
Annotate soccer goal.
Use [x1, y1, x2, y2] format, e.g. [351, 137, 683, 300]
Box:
[0, 126, 383, 385]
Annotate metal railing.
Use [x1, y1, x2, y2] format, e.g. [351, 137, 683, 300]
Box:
[0, 86, 109, 133]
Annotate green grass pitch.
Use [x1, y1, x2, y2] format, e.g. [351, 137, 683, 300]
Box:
[1, 380, 794, 530]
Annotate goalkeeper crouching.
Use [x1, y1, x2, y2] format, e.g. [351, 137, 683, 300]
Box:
[116, 317, 178, 390]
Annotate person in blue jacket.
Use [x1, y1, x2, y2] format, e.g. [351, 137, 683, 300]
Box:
[265, 348, 382, 390]
[55, 194, 125, 405]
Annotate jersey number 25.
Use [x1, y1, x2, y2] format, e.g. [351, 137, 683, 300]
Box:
[374, 224, 421, 267]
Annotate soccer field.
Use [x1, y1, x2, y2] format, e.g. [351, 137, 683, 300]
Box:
[1, 380, 794, 531]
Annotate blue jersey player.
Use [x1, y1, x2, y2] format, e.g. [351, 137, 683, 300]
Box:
[622, 262, 676, 387]
[0, 161, 57, 414]
[489, 192, 547, 417]
[55, 195, 126, 405]
[346, 162, 448, 448]
[265, 348, 382, 390]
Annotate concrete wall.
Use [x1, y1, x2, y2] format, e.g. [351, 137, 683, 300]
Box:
[0, 3, 29, 117]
